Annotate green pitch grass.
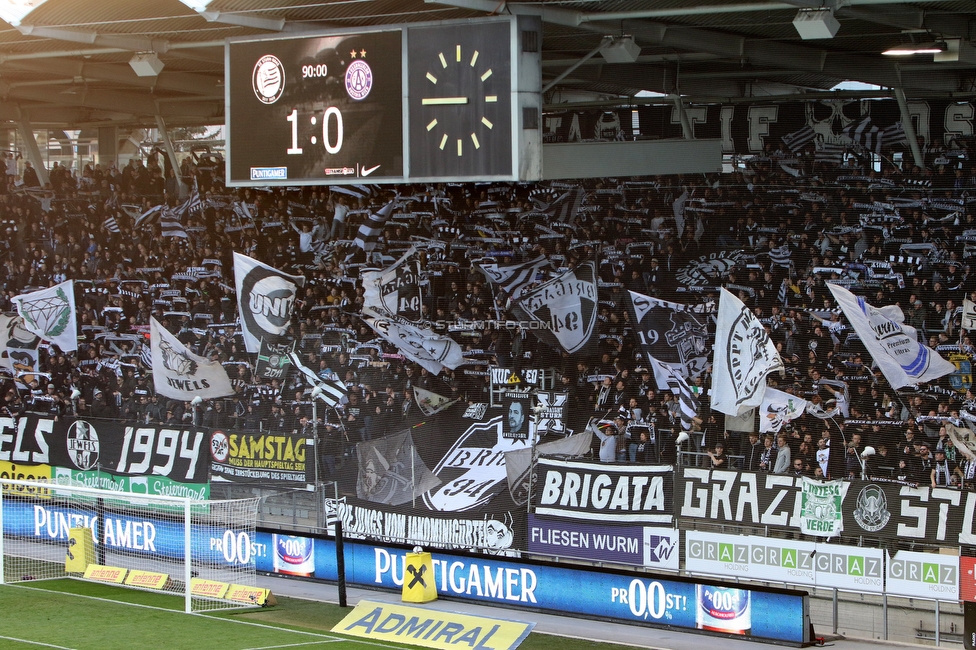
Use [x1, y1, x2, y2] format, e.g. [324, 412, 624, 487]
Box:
[0, 580, 636, 650]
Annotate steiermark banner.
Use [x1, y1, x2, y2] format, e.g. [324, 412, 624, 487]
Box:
[685, 530, 884, 593]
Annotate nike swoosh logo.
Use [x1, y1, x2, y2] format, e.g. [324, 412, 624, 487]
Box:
[361, 164, 381, 177]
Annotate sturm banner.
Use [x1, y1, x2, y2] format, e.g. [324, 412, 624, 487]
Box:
[677, 467, 976, 546]
[234, 252, 306, 354]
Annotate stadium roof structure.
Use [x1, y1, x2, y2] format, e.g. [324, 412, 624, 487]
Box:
[1, 0, 976, 129]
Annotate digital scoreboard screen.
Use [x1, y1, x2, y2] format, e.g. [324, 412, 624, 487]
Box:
[227, 30, 403, 185]
[226, 17, 541, 186]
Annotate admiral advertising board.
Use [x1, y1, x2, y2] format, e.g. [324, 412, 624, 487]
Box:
[226, 16, 541, 185]
[677, 468, 976, 546]
[685, 531, 884, 594]
[252, 532, 809, 644]
[0, 415, 209, 499]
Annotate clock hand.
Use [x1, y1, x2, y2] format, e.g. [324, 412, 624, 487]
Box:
[421, 97, 469, 106]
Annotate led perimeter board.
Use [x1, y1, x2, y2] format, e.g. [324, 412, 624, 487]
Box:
[225, 16, 542, 186]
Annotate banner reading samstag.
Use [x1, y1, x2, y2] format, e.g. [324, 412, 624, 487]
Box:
[209, 428, 312, 488]
[677, 467, 976, 545]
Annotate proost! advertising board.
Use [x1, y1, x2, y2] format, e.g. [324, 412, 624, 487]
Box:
[886, 550, 959, 602]
[685, 530, 884, 593]
[252, 532, 809, 644]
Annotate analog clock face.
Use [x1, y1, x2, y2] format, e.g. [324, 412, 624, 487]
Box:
[408, 22, 513, 179]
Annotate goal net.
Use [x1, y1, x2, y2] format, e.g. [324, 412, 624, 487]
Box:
[0, 478, 260, 612]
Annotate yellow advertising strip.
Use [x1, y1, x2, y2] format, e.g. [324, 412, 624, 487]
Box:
[125, 570, 168, 590]
[190, 578, 229, 599]
[83, 564, 128, 584]
[226, 584, 276, 606]
[0, 462, 52, 498]
[334, 600, 534, 650]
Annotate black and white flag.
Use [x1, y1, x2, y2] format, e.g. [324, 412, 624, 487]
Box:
[364, 315, 465, 375]
[362, 247, 423, 322]
[160, 208, 187, 239]
[511, 260, 598, 354]
[842, 117, 883, 154]
[627, 291, 710, 379]
[353, 201, 394, 252]
[102, 215, 121, 234]
[474, 254, 550, 301]
[287, 350, 347, 408]
[150, 317, 233, 401]
[233, 252, 305, 353]
[711, 288, 784, 416]
[781, 125, 816, 153]
[649, 356, 699, 431]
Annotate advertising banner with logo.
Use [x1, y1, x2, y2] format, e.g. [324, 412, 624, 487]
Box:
[0, 416, 209, 497]
[533, 458, 673, 525]
[3, 499, 255, 566]
[528, 514, 678, 569]
[677, 468, 976, 546]
[685, 530, 883, 594]
[251, 532, 809, 644]
[887, 550, 959, 602]
[960, 557, 976, 602]
[209, 429, 312, 488]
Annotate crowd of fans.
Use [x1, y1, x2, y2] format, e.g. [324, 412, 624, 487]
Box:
[2, 135, 976, 487]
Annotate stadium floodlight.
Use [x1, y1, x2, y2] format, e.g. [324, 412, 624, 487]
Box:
[0, 478, 259, 613]
[0, 0, 49, 27]
[882, 41, 947, 56]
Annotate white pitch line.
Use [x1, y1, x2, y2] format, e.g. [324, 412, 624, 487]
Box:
[242, 641, 342, 650]
[0, 635, 77, 650]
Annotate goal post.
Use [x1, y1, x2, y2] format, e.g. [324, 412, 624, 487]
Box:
[0, 478, 260, 613]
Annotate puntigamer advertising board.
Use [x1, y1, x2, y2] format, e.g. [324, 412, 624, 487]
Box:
[252, 532, 810, 644]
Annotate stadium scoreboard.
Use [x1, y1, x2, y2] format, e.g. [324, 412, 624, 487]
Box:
[225, 16, 542, 186]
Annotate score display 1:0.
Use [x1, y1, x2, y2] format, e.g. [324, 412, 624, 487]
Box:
[286, 107, 342, 155]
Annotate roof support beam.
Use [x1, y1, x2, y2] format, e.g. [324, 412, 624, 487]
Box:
[2, 59, 220, 96]
[17, 120, 50, 186]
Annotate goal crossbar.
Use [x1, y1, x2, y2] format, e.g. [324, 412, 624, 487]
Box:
[1, 478, 259, 613]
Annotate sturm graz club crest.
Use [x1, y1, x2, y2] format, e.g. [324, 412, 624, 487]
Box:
[514, 260, 597, 354]
[853, 484, 891, 532]
[65, 420, 99, 471]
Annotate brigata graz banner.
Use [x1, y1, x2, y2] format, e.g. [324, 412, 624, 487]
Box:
[534, 458, 673, 525]
[0, 415, 209, 497]
[678, 467, 976, 545]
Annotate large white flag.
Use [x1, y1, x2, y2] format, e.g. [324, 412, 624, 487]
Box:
[363, 314, 465, 375]
[12, 280, 77, 352]
[711, 288, 784, 416]
[759, 387, 810, 433]
[828, 283, 954, 389]
[234, 252, 305, 353]
[150, 318, 233, 401]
